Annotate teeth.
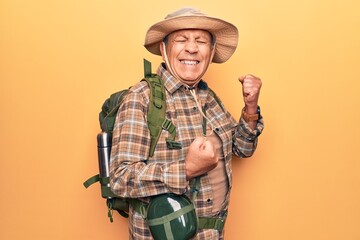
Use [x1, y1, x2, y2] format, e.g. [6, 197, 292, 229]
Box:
[181, 60, 199, 65]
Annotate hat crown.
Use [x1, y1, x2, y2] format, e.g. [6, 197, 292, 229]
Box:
[165, 7, 206, 19]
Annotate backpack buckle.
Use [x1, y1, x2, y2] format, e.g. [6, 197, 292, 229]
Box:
[166, 139, 182, 149]
[161, 119, 175, 133]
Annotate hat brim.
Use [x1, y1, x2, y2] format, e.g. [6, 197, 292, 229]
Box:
[144, 15, 238, 63]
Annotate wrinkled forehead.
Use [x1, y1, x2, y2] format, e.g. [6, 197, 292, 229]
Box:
[164, 29, 216, 45]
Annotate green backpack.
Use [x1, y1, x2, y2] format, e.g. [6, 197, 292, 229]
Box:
[83, 59, 225, 223]
[83, 59, 179, 222]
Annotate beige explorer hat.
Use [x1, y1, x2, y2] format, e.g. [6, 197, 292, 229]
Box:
[144, 7, 238, 63]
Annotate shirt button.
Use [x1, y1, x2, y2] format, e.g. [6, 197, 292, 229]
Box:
[207, 199, 212, 203]
[215, 127, 220, 132]
[193, 106, 197, 111]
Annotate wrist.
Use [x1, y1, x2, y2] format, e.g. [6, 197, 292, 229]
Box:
[244, 105, 259, 114]
[242, 106, 261, 122]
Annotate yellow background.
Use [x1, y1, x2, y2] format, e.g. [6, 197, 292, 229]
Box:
[1, 0, 359, 239]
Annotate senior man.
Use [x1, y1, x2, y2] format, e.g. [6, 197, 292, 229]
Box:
[110, 7, 264, 240]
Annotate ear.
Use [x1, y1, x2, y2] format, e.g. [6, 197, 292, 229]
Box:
[159, 42, 166, 61]
[209, 42, 216, 64]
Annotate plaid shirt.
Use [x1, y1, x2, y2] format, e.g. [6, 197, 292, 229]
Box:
[110, 63, 264, 239]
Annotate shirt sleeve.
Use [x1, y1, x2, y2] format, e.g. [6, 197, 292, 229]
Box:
[232, 115, 264, 158]
[109, 85, 187, 198]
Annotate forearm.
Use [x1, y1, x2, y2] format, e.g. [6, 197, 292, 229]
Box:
[110, 159, 188, 198]
[233, 115, 264, 158]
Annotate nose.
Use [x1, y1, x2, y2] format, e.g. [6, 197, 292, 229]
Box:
[185, 40, 199, 54]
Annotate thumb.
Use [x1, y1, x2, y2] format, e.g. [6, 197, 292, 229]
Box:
[201, 139, 215, 152]
[238, 76, 246, 84]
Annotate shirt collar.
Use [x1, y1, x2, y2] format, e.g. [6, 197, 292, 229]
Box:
[156, 63, 208, 94]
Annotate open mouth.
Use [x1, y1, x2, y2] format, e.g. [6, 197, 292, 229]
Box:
[180, 60, 200, 65]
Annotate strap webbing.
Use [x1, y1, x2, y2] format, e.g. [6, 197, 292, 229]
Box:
[208, 88, 225, 112]
[129, 196, 227, 231]
[128, 198, 148, 218]
[83, 174, 99, 188]
[163, 222, 174, 240]
[145, 76, 167, 157]
[147, 204, 195, 226]
[145, 73, 182, 155]
[198, 213, 227, 231]
[191, 177, 201, 202]
[144, 59, 152, 78]
[101, 185, 118, 198]
[162, 119, 176, 137]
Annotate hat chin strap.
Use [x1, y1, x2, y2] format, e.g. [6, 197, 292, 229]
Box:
[162, 43, 216, 89]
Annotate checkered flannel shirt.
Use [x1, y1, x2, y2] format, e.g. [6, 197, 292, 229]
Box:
[110, 63, 264, 239]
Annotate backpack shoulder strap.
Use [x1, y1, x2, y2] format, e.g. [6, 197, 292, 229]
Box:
[208, 88, 225, 112]
[143, 75, 166, 157]
[143, 59, 180, 157]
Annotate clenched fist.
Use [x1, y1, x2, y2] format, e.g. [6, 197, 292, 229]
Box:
[239, 74, 262, 129]
[238, 74, 262, 109]
[185, 136, 219, 180]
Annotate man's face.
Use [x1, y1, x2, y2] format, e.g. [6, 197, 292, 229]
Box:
[160, 29, 214, 86]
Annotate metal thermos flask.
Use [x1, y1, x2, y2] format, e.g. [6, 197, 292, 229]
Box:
[97, 132, 112, 190]
[97, 132, 129, 213]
